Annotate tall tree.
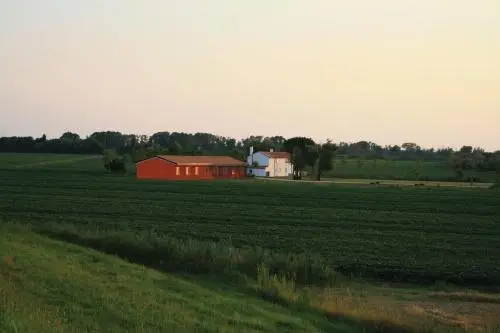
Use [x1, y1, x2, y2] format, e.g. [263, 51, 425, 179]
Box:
[290, 146, 307, 180]
[60, 132, 80, 142]
[311, 141, 337, 181]
[284, 137, 316, 180]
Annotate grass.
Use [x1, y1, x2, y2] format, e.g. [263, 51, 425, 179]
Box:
[0, 153, 100, 168]
[1, 226, 355, 333]
[1, 163, 499, 286]
[1, 153, 500, 332]
[319, 158, 497, 183]
[2, 226, 500, 333]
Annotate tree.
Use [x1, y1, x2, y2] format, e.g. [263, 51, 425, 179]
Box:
[103, 150, 126, 173]
[284, 137, 316, 180]
[450, 153, 467, 180]
[470, 148, 485, 170]
[290, 146, 306, 180]
[60, 132, 80, 142]
[90, 131, 124, 149]
[413, 159, 424, 179]
[311, 141, 336, 181]
[402, 142, 419, 151]
[459, 145, 473, 154]
[283, 137, 315, 155]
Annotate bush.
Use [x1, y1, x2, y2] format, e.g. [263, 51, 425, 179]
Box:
[36, 223, 343, 287]
[105, 159, 126, 173]
[103, 149, 126, 173]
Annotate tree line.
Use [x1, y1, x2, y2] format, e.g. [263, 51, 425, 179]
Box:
[1, 131, 499, 181]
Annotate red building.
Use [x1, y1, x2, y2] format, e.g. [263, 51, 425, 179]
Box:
[135, 155, 246, 181]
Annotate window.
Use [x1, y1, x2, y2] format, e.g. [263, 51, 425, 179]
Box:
[195, 166, 199, 175]
[231, 168, 236, 175]
[176, 167, 180, 176]
[185, 166, 190, 175]
[223, 167, 228, 175]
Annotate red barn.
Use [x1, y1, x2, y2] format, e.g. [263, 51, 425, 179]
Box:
[135, 155, 246, 181]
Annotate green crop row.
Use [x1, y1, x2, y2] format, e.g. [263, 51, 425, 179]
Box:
[1, 167, 499, 287]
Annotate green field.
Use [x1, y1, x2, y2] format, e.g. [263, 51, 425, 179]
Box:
[320, 158, 497, 183]
[1, 153, 499, 286]
[1, 153, 500, 332]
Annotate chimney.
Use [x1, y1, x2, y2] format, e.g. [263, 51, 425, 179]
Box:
[270, 148, 274, 152]
[249, 146, 254, 166]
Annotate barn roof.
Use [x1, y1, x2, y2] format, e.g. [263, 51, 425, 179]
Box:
[154, 155, 245, 166]
[258, 151, 291, 159]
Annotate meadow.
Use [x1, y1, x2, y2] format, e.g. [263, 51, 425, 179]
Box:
[1, 153, 499, 287]
[1, 153, 500, 332]
[320, 157, 497, 183]
[2, 228, 352, 333]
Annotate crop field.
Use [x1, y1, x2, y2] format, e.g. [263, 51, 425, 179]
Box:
[320, 158, 497, 182]
[1, 153, 499, 288]
[0, 153, 101, 170]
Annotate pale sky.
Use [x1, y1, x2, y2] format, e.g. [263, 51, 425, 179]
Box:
[1, 0, 499, 150]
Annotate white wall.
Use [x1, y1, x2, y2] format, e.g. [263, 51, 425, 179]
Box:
[247, 152, 269, 166]
[266, 158, 292, 177]
[247, 152, 292, 177]
[247, 168, 267, 177]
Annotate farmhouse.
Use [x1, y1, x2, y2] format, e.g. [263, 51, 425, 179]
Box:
[135, 155, 246, 180]
[246, 149, 292, 177]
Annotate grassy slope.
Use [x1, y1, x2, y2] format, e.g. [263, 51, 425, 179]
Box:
[0, 228, 355, 333]
[3, 228, 500, 333]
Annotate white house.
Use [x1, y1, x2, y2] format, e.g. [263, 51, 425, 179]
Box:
[246, 148, 293, 177]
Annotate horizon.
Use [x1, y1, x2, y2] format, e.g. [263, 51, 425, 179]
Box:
[4, 129, 496, 152]
[1, 1, 499, 151]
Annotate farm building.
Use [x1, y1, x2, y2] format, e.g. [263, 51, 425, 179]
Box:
[246, 148, 292, 177]
[135, 155, 246, 181]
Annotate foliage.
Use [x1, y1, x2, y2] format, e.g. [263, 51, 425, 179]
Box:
[1, 131, 498, 175]
[103, 150, 126, 173]
[290, 146, 306, 180]
[284, 137, 316, 180]
[283, 137, 316, 156]
[449, 148, 500, 181]
[310, 141, 337, 181]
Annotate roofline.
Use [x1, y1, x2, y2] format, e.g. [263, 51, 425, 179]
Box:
[134, 155, 246, 166]
[175, 163, 246, 166]
[255, 152, 291, 159]
[134, 156, 167, 165]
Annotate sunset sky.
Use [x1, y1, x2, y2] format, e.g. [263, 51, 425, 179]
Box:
[1, 0, 499, 150]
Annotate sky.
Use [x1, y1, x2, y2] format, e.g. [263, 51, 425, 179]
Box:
[1, 0, 499, 150]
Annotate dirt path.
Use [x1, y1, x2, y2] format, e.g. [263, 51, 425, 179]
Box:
[255, 176, 492, 188]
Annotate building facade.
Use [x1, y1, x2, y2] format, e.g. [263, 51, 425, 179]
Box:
[246, 150, 292, 177]
[135, 155, 246, 181]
